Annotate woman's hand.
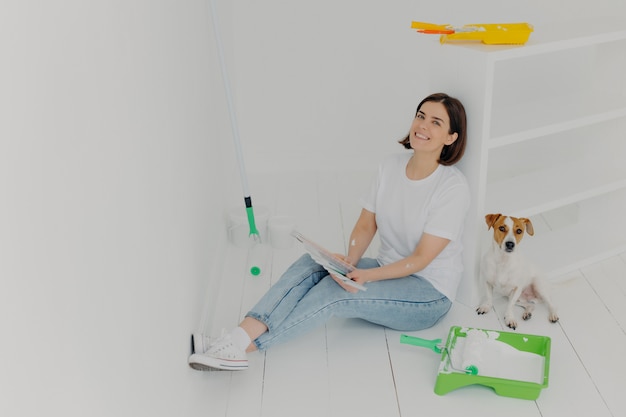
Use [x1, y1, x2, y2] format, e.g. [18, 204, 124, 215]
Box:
[329, 272, 359, 293]
[329, 268, 370, 293]
[328, 253, 359, 293]
[346, 268, 370, 286]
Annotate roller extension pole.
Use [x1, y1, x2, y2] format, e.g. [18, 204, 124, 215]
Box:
[209, 0, 267, 276]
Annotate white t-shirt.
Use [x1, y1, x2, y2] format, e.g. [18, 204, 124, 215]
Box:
[360, 153, 470, 301]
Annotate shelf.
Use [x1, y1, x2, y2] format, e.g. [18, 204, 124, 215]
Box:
[486, 114, 626, 217]
[428, 21, 626, 304]
[486, 165, 626, 217]
[522, 189, 626, 277]
[489, 96, 626, 148]
[488, 38, 626, 142]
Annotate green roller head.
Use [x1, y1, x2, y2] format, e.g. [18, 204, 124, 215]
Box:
[246, 206, 259, 236]
[243, 197, 261, 243]
[465, 365, 479, 375]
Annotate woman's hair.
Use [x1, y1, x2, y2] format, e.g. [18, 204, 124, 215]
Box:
[398, 92, 467, 166]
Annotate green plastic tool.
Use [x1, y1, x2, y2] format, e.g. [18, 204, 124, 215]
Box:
[400, 326, 551, 400]
[210, 0, 266, 276]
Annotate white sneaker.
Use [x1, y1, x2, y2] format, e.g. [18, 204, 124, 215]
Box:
[188, 334, 248, 371]
[191, 333, 212, 354]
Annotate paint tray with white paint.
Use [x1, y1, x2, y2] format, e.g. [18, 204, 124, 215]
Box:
[400, 326, 551, 400]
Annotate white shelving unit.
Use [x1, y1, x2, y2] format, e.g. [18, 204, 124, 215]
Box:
[427, 20, 626, 306]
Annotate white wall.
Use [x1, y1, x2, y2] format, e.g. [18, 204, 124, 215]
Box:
[1, 1, 229, 415]
[1, 1, 623, 416]
[227, 0, 624, 174]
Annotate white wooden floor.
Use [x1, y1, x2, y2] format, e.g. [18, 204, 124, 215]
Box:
[200, 170, 626, 417]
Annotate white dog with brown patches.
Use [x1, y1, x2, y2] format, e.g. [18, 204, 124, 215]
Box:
[476, 213, 559, 330]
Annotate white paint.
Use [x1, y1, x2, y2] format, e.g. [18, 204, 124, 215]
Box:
[460, 329, 488, 370]
[448, 330, 545, 384]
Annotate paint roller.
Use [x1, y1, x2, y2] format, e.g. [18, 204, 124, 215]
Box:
[209, 0, 270, 276]
[400, 329, 489, 375]
[457, 329, 487, 375]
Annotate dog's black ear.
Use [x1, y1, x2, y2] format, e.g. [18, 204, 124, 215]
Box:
[485, 213, 501, 230]
[521, 218, 534, 236]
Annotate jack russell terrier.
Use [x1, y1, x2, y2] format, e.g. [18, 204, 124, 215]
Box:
[476, 213, 559, 330]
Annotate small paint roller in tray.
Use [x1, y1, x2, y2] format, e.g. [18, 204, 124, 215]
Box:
[400, 326, 552, 400]
[411, 21, 533, 45]
[400, 328, 485, 375]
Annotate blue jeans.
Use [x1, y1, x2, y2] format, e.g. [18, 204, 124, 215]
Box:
[247, 254, 451, 351]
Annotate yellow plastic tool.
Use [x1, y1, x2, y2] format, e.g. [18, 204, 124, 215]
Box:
[411, 21, 533, 45]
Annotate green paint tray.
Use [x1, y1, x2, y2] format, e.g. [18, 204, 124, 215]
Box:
[401, 326, 551, 400]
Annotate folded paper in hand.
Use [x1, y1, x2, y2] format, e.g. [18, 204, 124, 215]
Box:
[291, 231, 367, 291]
